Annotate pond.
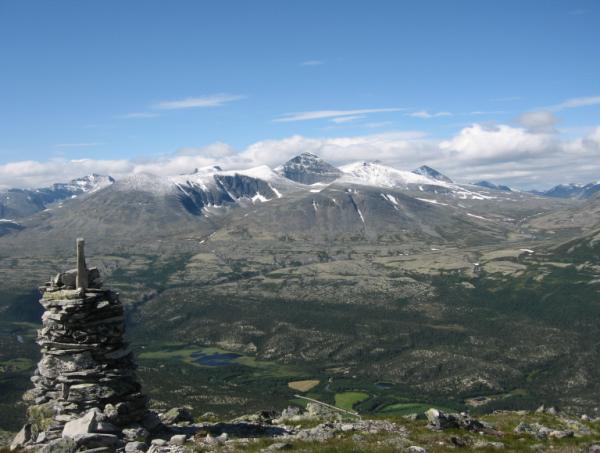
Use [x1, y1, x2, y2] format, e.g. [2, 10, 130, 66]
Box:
[190, 351, 241, 366]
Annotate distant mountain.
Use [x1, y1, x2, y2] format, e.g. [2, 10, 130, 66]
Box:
[536, 182, 600, 199]
[275, 152, 342, 184]
[412, 165, 453, 183]
[0, 174, 114, 219]
[473, 181, 512, 192]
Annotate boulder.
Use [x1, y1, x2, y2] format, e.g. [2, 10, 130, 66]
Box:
[10, 423, 32, 451]
[125, 441, 148, 452]
[62, 410, 98, 439]
[161, 407, 194, 425]
[425, 408, 492, 432]
[39, 437, 77, 453]
[169, 434, 187, 446]
[122, 426, 150, 442]
[74, 433, 123, 449]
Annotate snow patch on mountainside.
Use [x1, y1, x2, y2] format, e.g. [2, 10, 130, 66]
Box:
[416, 198, 449, 206]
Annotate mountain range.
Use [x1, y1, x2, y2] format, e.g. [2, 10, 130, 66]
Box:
[2, 152, 598, 260]
[0, 152, 599, 426]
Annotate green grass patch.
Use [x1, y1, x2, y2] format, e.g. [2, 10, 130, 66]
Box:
[0, 358, 34, 374]
[334, 392, 369, 411]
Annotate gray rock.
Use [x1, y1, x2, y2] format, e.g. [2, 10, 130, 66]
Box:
[122, 426, 150, 442]
[95, 421, 120, 433]
[425, 408, 491, 432]
[62, 410, 98, 439]
[151, 438, 168, 446]
[161, 407, 194, 425]
[548, 429, 574, 439]
[10, 423, 31, 451]
[407, 447, 426, 453]
[280, 406, 301, 419]
[125, 441, 148, 452]
[74, 433, 123, 449]
[169, 434, 187, 446]
[40, 438, 77, 453]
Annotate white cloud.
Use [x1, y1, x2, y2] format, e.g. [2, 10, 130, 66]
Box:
[408, 110, 452, 119]
[300, 60, 324, 66]
[153, 94, 245, 110]
[517, 111, 558, 133]
[547, 95, 600, 111]
[331, 115, 366, 124]
[0, 158, 132, 189]
[439, 123, 556, 163]
[274, 108, 404, 122]
[3, 125, 600, 190]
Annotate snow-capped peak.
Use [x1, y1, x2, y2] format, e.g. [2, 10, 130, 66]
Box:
[53, 174, 115, 194]
[339, 161, 450, 188]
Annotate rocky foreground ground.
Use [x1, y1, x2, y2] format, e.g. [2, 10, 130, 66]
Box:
[2, 403, 600, 453]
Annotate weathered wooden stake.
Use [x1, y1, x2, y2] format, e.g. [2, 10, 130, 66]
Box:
[76, 238, 88, 290]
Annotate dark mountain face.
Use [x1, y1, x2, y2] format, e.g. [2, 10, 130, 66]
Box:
[179, 174, 278, 215]
[540, 182, 600, 199]
[0, 174, 115, 219]
[412, 165, 453, 183]
[473, 181, 512, 192]
[276, 152, 342, 184]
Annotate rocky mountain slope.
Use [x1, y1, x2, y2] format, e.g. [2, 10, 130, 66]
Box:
[275, 152, 342, 184]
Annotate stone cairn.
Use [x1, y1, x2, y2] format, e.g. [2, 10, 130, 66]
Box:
[12, 239, 161, 452]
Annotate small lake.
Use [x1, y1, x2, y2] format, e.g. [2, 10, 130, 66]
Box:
[190, 351, 241, 366]
[375, 382, 394, 390]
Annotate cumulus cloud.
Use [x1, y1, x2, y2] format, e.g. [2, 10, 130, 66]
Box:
[439, 123, 557, 163]
[517, 111, 558, 133]
[2, 125, 600, 190]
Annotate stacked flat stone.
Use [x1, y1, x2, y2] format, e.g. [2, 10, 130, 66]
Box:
[12, 239, 155, 451]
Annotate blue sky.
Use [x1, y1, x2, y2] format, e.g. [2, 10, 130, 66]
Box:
[0, 0, 599, 189]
